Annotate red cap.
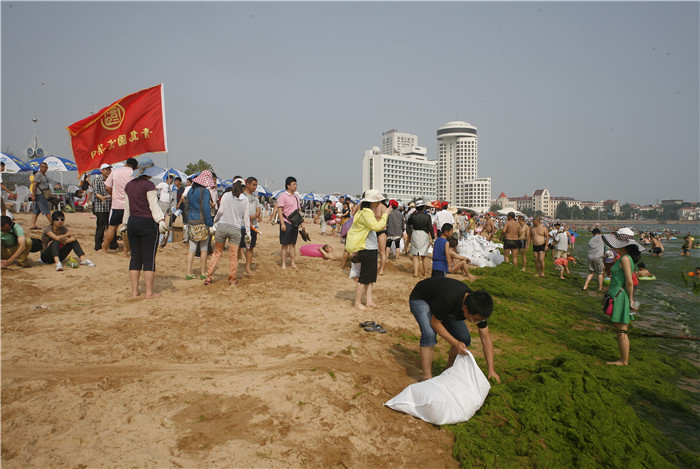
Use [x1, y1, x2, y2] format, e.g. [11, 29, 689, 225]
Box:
[389, 199, 399, 208]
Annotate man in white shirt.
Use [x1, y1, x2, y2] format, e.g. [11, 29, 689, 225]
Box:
[433, 202, 455, 233]
[156, 175, 174, 247]
[238, 176, 262, 274]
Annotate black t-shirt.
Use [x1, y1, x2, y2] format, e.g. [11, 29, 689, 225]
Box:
[408, 212, 433, 236]
[410, 277, 488, 328]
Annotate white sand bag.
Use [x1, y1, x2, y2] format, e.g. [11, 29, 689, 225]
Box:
[457, 236, 504, 268]
[384, 352, 491, 425]
[349, 262, 361, 279]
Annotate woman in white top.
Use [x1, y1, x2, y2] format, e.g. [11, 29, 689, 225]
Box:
[205, 179, 250, 286]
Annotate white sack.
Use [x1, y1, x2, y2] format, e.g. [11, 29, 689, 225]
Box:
[456, 236, 504, 268]
[384, 352, 491, 425]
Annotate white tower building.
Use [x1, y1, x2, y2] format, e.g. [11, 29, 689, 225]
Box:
[436, 121, 491, 212]
[363, 140, 436, 203]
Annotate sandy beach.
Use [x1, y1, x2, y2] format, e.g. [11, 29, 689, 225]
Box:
[1, 211, 481, 468]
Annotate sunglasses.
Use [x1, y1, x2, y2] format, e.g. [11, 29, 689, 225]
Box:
[54, 217, 65, 222]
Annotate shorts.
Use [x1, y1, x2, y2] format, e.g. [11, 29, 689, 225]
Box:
[377, 230, 387, 238]
[431, 269, 446, 277]
[279, 222, 299, 246]
[215, 223, 242, 245]
[587, 257, 604, 274]
[357, 249, 378, 285]
[32, 192, 51, 215]
[409, 299, 471, 347]
[533, 244, 546, 253]
[520, 240, 527, 249]
[503, 239, 520, 250]
[387, 236, 401, 248]
[239, 227, 257, 248]
[109, 208, 125, 226]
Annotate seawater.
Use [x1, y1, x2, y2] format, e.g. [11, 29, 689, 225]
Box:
[572, 228, 700, 361]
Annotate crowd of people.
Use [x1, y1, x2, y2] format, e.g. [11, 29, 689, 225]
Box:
[2, 160, 696, 378]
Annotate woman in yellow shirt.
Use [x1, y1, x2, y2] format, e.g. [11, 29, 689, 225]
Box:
[345, 190, 391, 310]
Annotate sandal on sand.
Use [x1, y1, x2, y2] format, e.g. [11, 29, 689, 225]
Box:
[185, 274, 196, 280]
[204, 277, 212, 285]
[359, 321, 376, 328]
[364, 324, 387, 333]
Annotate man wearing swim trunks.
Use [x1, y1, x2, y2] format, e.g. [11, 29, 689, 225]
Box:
[482, 213, 495, 241]
[530, 216, 548, 278]
[500, 212, 520, 266]
[650, 234, 664, 257]
[517, 215, 530, 272]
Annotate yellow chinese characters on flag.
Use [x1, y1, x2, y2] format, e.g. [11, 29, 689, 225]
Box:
[66, 84, 167, 175]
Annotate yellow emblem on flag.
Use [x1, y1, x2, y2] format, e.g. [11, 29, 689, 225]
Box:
[101, 104, 125, 130]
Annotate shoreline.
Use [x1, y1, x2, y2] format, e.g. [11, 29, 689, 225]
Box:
[2, 212, 698, 467]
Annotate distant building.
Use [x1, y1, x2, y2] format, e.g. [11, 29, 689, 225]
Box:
[661, 199, 684, 207]
[601, 200, 621, 215]
[381, 129, 423, 156]
[532, 189, 554, 218]
[362, 137, 437, 203]
[436, 121, 490, 212]
[678, 206, 700, 220]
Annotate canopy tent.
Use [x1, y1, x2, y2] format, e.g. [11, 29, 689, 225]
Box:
[0, 153, 31, 172]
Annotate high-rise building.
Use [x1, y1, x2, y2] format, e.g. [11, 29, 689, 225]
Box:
[436, 121, 491, 212]
[382, 129, 420, 155]
[363, 132, 436, 203]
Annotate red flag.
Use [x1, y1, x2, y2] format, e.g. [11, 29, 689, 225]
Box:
[67, 84, 167, 175]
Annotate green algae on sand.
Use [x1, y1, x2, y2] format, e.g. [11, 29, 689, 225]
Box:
[408, 262, 700, 468]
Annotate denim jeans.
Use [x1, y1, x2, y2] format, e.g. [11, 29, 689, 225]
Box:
[409, 299, 471, 347]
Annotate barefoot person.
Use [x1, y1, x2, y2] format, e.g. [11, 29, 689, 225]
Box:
[101, 158, 138, 255]
[602, 228, 644, 366]
[409, 277, 500, 382]
[121, 158, 168, 299]
[500, 212, 520, 266]
[277, 176, 304, 270]
[517, 215, 530, 271]
[650, 233, 664, 257]
[582, 228, 605, 292]
[447, 238, 477, 281]
[482, 213, 495, 241]
[407, 200, 434, 277]
[28, 162, 53, 230]
[530, 216, 548, 277]
[238, 176, 261, 274]
[345, 189, 390, 310]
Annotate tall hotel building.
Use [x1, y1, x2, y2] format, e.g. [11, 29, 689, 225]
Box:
[436, 121, 491, 212]
[362, 130, 437, 202]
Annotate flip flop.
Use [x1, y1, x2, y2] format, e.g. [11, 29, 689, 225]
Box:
[364, 324, 387, 333]
[359, 321, 376, 328]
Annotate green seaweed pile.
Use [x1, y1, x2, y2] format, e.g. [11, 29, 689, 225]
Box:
[425, 263, 699, 468]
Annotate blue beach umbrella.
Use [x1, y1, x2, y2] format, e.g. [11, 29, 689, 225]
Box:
[156, 168, 187, 182]
[302, 192, 323, 202]
[0, 153, 31, 172]
[272, 189, 285, 198]
[27, 155, 78, 172]
[255, 185, 273, 197]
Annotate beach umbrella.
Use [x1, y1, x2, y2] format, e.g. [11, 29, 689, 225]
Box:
[218, 178, 231, 188]
[302, 192, 323, 202]
[255, 185, 273, 197]
[155, 168, 187, 182]
[323, 194, 339, 203]
[27, 155, 78, 172]
[0, 153, 31, 172]
[272, 189, 285, 198]
[27, 155, 78, 187]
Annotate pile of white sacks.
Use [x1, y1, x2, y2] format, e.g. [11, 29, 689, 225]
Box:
[456, 235, 504, 268]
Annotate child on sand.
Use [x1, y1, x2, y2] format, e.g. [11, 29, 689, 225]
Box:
[553, 252, 576, 279]
[318, 244, 344, 262]
[430, 223, 452, 277]
[447, 238, 477, 281]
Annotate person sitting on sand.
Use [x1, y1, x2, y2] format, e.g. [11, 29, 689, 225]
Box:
[447, 238, 477, 281]
[431, 223, 452, 277]
[318, 244, 343, 261]
[636, 262, 652, 278]
[1, 215, 33, 268]
[409, 277, 500, 382]
[41, 211, 96, 271]
[553, 252, 576, 279]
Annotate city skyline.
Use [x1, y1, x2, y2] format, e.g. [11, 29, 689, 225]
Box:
[2, 2, 698, 205]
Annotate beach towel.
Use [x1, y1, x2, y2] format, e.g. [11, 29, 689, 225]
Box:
[384, 352, 490, 425]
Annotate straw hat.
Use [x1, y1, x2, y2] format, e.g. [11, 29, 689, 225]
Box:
[414, 198, 426, 208]
[361, 189, 385, 203]
[602, 227, 645, 251]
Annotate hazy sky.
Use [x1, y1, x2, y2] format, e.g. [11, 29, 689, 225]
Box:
[2, 1, 698, 205]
